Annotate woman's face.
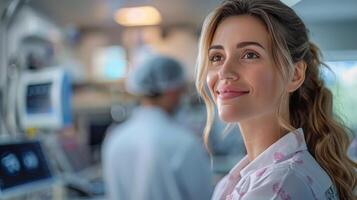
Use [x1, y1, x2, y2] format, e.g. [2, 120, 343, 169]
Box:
[206, 15, 285, 123]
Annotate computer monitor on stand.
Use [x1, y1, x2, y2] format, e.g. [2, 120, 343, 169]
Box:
[17, 67, 72, 130]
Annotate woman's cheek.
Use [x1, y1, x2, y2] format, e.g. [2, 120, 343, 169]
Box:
[206, 71, 218, 100]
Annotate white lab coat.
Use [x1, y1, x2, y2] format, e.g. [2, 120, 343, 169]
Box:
[102, 106, 213, 200]
[211, 128, 339, 200]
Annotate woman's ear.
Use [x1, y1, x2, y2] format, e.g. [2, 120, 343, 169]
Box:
[287, 61, 307, 93]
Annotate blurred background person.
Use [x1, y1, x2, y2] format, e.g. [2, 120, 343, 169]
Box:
[101, 54, 214, 200]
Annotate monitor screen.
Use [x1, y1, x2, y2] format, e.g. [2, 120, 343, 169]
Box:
[26, 83, 53, 114]
[0, 141, 52, 192]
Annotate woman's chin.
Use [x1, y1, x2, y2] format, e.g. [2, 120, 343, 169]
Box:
[218, 111, 240, 123]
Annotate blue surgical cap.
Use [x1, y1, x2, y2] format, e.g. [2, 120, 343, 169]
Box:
[126, 55, 186, 96]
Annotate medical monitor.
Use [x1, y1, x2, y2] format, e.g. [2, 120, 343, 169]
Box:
[18, 67, 72, 130]
[0, 140, 53, 197]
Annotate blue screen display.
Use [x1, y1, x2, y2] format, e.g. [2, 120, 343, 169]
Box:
[0, 141, 52, 191]
[26, 83, 53, 114]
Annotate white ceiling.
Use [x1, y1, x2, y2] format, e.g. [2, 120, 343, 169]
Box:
[2, 0, 357, 30]
[28, 0, 219, 29]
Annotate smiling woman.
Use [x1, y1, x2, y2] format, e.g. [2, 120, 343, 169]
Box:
[196, 0, 357, 199]
[206, 15, 283, 124]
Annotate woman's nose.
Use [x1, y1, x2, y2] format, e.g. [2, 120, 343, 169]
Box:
[218, 60, 239, 81]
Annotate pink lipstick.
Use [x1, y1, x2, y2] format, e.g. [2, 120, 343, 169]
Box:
[216, 86, 249, 100]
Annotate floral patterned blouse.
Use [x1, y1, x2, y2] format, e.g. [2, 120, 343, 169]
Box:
[211, 128, 339, 200]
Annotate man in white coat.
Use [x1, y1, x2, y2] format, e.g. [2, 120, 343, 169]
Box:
[102, 55, 213, 200]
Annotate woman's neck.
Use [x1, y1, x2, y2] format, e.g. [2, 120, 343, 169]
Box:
[239, 114, 287, 161]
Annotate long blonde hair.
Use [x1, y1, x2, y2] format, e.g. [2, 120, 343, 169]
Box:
[195, 0, 357, 199]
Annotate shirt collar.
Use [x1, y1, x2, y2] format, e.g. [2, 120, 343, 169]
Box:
[228, 128, 307, 178]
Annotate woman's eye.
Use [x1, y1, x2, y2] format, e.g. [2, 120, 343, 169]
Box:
[209, 55, 223, 63]
[242, 52, 259, 59]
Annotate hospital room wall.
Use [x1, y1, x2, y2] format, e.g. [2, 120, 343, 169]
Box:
[308, 21, 357, 57]
[72, 26, 200, 117]
[75, 26, 199, 83]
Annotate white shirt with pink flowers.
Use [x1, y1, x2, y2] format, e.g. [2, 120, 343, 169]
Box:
[211, 128, 339, 200]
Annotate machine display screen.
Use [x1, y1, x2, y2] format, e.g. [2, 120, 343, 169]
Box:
[0, 141, 52, 191]
[26, 83, 53, 114]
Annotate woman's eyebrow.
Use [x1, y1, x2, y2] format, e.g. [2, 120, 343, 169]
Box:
[208, 45, 223, 51]
[236, 41, 265, 50]
[208, 41, 265, 52]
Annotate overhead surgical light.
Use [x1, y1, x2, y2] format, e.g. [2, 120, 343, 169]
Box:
[114, 6, 161, 27]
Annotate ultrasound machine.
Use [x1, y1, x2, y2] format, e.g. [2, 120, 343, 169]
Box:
[0, 67, 73, 200]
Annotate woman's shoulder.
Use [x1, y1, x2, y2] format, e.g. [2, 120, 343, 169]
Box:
[236, 165, 313, 199]
[242, 151, 337, 199]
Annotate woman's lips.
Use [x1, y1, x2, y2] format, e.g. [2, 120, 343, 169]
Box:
[216, 90, 249, 100]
